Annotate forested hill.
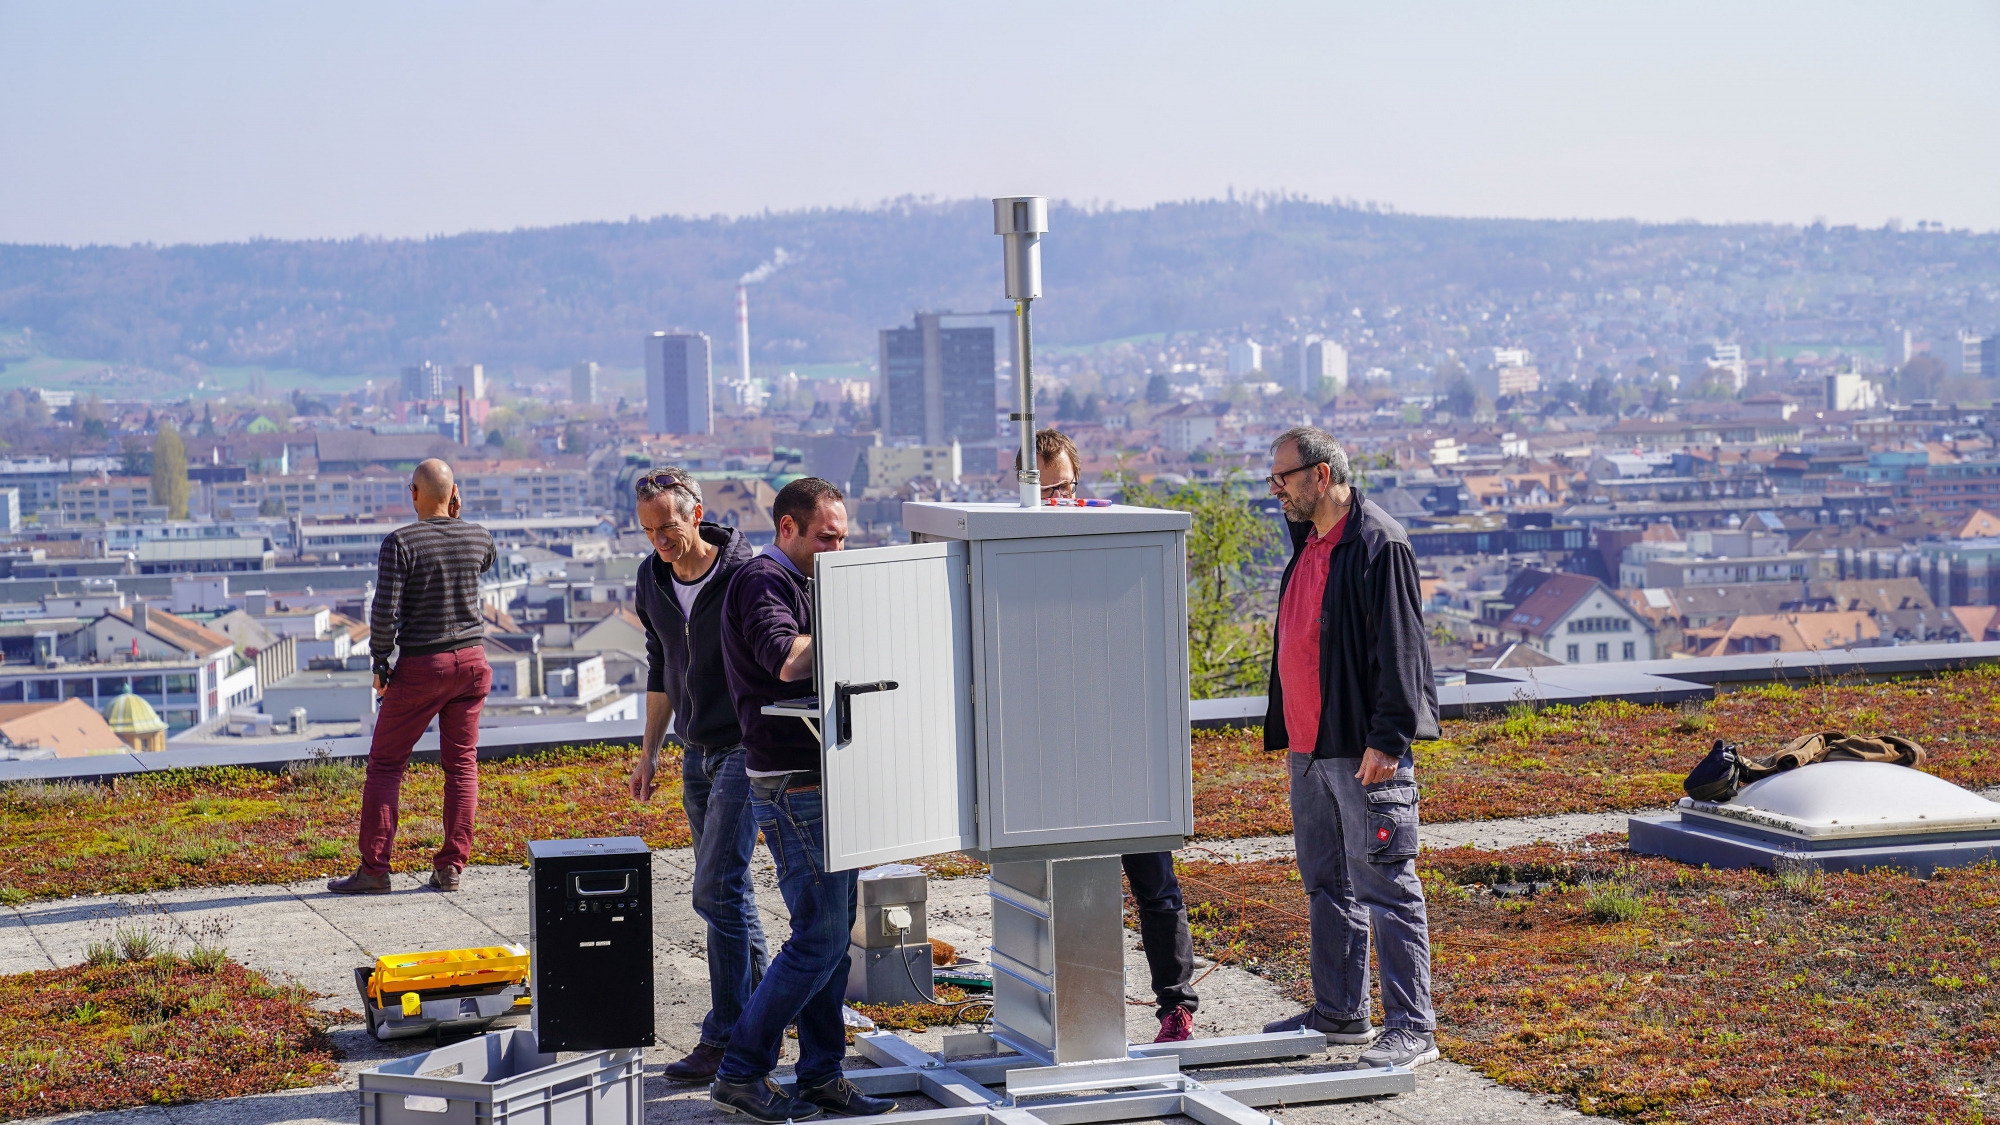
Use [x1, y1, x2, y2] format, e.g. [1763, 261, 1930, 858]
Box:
[1, 197, 1996, 377]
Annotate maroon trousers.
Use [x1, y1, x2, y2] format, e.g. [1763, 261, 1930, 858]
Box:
[358, 648, 492, 875]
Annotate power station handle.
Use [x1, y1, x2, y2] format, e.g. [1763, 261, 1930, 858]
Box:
[571, 870, 632, 897]
[834, 680, 899, 744]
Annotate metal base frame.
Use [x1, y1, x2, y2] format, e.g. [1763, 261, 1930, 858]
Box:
[779, 1028, 1415, 1125]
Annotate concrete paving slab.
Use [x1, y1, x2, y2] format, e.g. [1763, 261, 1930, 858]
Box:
[0, 906, 57, 974]
[15, 819, 1606, 1125]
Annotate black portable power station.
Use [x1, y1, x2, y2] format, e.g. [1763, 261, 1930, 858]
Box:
[528, 836, 655, 1050]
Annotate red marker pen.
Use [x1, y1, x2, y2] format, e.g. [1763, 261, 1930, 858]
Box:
[1045, 498, 1112, 507]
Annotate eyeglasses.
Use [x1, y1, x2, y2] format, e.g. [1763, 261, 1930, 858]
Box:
[1039, 478, 1077, 498]
[1264, 462, 1325, 491]
[634, 467, 694, 498]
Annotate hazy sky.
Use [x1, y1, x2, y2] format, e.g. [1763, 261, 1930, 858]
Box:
[5, 1, 1999, 246]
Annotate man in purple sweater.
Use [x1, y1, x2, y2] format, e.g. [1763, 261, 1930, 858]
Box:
[708, 477, 891, 1122]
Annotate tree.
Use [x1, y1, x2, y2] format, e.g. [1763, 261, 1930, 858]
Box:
[1585, 376, 1613, 415]
[1145, 374, 1172, 404]
[1127, 472, 1281, 698]
[1057, 388, 1081, 420]
[1436, 362, 1477, 418]
[152, 420, 189, 519]
[1896, 354, 1948, 402]
[76, 394, 108, 440]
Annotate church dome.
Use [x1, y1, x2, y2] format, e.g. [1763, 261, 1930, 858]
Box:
[106, 689, 168, 735]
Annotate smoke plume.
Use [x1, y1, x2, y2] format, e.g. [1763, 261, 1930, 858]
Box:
[739, 248, 791, 286]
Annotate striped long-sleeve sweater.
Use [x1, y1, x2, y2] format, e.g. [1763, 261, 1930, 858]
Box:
[370, 517, 499, 678]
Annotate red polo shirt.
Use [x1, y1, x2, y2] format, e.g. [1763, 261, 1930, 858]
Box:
[1277, 516, 1345, 755]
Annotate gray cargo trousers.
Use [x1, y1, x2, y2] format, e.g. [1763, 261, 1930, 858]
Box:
[1288, 750, 1436, 1032]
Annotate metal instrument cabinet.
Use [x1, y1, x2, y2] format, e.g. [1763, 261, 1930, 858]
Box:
[809, 502, 1194, 870]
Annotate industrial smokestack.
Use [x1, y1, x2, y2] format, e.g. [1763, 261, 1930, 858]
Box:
[735, 248, 790, 392]
[736, 284, 751, 389]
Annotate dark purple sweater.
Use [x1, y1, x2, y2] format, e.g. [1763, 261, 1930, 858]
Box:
[720, 550, 820, 774]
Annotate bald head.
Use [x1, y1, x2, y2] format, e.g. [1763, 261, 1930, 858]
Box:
[412, 459, 455, 503]
[409, 459, 459, 519]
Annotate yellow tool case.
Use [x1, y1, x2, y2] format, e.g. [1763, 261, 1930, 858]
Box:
[355, 945, 533, 1041]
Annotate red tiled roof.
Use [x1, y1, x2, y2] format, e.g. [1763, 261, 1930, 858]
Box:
[104, 607, 233, 657]
[1502, 573, 1604, 637]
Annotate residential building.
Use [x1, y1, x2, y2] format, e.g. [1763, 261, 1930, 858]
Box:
[1961, 331, 1996, 377]
[57, 477, 161, 523]
[1227, 340, 1262, 377]
[878, 314, 996, 445]
[1475, 349, 1540, 399]
[1644, 553, 1812, 587]
[646, 332, 714, 435]
[129, 539, 275, 574]
[209, 472, 412, 519]
[401, 362, 447, 400]
[455, 466, 592, 517]
[856, 444, 962, 494]
[0, 457, 123, 515]
[1154, 401, 1232, 452]
[1688, 342, 1747, 391]
[312, 431, 461, 472]
[1299, 339, 1347, 395]
[0, 606, 240, 734]
[1825, 371, 1881, 412]
[450, 364, 485, 401]
[1920, 538, 2000, 607]
[571, 362, 599, 406]
[1910, 459, 2000, 513]
[1487, 570, 1655, 663]
[1684, 612, 1881, 656]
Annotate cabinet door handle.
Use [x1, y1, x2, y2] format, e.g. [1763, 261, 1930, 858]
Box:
[834, 680, 899, 744]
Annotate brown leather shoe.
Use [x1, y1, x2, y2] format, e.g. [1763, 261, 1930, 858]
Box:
[426, 865, 462, 892]
[326, 869, 391, 894]
[661, 1042, 725, 1083]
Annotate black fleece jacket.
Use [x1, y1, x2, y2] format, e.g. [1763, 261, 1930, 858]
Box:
[635, 523, 756, 752]
[1263, 492, 1440, 760]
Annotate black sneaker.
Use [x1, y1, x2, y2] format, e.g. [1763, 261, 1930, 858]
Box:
[710, 1077, 821, 1123]
[798, 1076, 896, 1117]
[1358, 1028, 1439, 1069]
[1261, 1009, 1378, 1044]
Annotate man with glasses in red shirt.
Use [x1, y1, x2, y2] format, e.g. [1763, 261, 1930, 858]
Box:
[1259, 426, 1440, 1070]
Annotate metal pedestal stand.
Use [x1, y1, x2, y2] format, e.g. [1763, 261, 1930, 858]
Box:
[788, 855, 1414, 1124]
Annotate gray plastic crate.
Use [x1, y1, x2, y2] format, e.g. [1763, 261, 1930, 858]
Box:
[358, 1028, 642, 1125]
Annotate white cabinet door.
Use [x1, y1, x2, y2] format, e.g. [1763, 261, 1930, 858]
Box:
[813, 541, 977, 870]
[971, 530, 1193, 852]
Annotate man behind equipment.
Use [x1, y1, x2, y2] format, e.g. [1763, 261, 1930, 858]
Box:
[1023, 429, 1200, 1043]
[1259, 426, 1441, 1070]
[709, 477, 891, 1123]
[625, 467, 769, 1084]
[330, 458, 497, 895]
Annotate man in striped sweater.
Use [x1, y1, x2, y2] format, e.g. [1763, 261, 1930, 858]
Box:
[329, 458, 498, 894]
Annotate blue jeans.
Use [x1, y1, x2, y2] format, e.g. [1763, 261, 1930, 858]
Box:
[718, 781, 858, 1088]
[683, 744, 771, 1049]
[1288, 752, 1435, 1032]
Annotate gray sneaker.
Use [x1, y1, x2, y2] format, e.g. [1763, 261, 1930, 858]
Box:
[1261, 1009, 1378, 1044]
[1358, 1028, 1438, 1069]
